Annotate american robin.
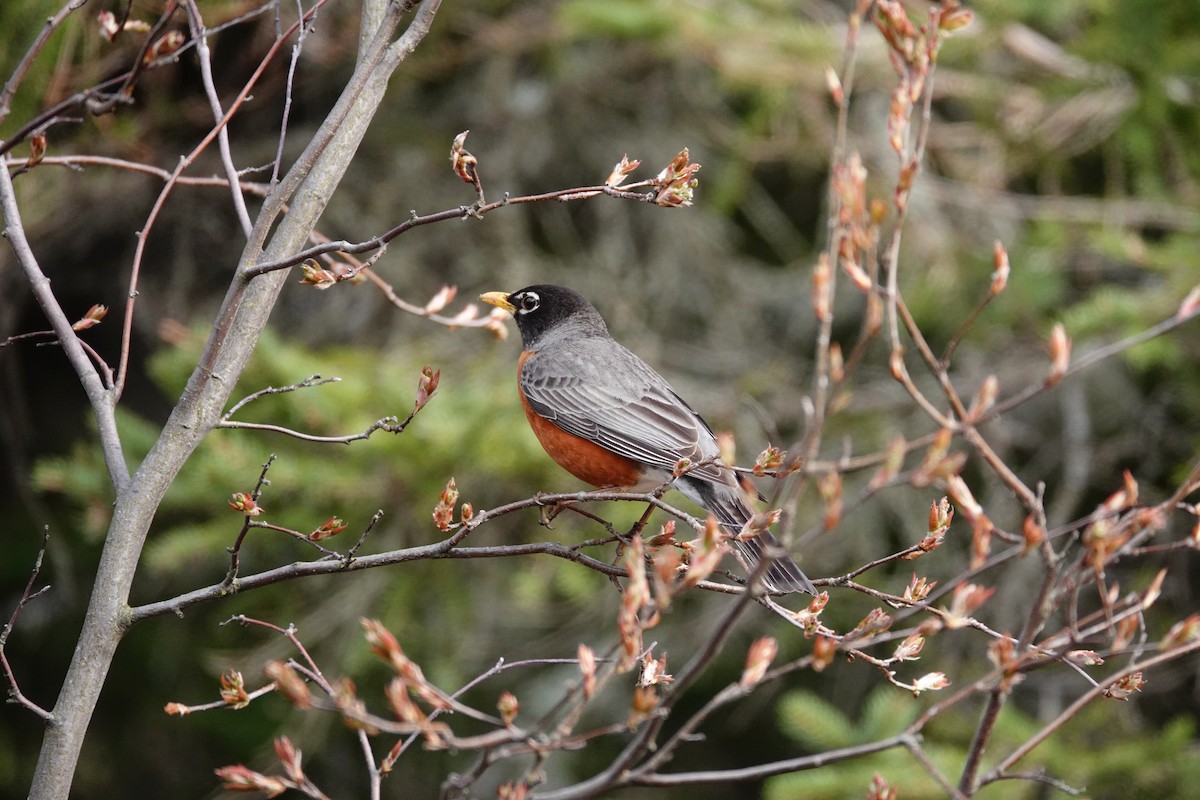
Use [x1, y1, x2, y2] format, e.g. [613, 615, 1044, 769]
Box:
[480, 284, 815, 595]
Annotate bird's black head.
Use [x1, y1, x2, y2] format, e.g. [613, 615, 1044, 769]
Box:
[480, 285, 607, 349]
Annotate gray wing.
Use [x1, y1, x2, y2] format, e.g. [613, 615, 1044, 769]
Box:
[519, 339, 728, 484]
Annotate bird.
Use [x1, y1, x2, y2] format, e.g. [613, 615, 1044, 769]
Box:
[480, 284, 815, 595]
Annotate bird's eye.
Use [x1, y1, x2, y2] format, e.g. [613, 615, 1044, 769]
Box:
[517, 291, 540, 314]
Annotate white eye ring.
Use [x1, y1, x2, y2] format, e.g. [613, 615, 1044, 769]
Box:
[517, 291, 540, 314]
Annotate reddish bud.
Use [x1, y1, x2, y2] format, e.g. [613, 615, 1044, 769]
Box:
[823, 65, 844, 105]
[628, 685, 658, 727]
[990, 241, 1010, 297]
[652, 148, 701, 207]
[851, 608, 893, 642]
[1045, 323, 1071, 386]
[335, 677, 379, 734]
[298, 259, 338, 290]
[1142, 568, 1167, 610]
[1021, 515, 1045, 553]
[499, 782, 530, 800]
[144, 30, 184, 64]
[309, 516, 348, 542]
[929, 496, 952, 533]
[683, 517, 727, 587]
[888, 348, 908, 383]
[817, 471, 843, 530]
[163, 702, 190, 716]
[639, 652, 673, 687]
[274, 737, 304, 784]
[1160, 614, 1200, 651]
[227, 491, 264, 517]
[865, 292, 884, 336]
[812, 253, 832, 322]
[752, 445, 786, 476]
[902, 574, 936, 602]
[384, 677, 424, 725]
[214, 764, 287, 797]
[650, 519, 677, 547]
[1065, 650, 1104, 667]
[484, 307, 510, 341]
[945, 583, 995, 628]
[970, 516, 993, 569]
[72, 304, 109, 332]
[738, 509, 781, 541]
[912, 671, 950, 695]
[650, 547, 682, 606]
[1112, 615, 1139, 651]
[840, 258, 873, 292]
[98, 11, 120, 40]
[908, 502, 952, 559]
[868, 773, 898, 800]
[362, 618, 404, 667]
[450, 130, 478, 185]
[791, 591, 828, 637]
[27, 132, 46, 169]
[265, 660, 312, 709]
[988, 637, 1022, 690]
[940, 6, 975, 32]
[893, 634, 925, 661]
[497, 691, 519, 727]
[826, 343, 846, 385]
[605, 154, 642, 187]
[578, 644, 597, 699]
[448, 304, 479, 327]
[945, 475, 983, 522]
[424, 285, 457, 315]
[1177, 285, 1200, 321]
[1103, 672, 1146, 701]
[740, 637, 778, 687]
[811, 634, 836, 672]
[415, 365, 440, 411]
[967, 375, 998, 422]
[219, 669, 250, 709]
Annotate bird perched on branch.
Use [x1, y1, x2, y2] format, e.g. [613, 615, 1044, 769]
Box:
[481, 284, 815, 594]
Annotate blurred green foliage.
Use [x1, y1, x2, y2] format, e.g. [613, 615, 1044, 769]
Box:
[769, 686, 1200, 799]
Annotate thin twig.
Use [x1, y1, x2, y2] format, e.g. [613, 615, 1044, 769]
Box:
[0, 527, 54, 721]
[0, 0, 88, 121]
[114, 0, 335, 400]
[242, 181, 662, 278]
[184, 0, 253, 237]
[982, 637, 1200, 783]
[224, 454, 278, 585]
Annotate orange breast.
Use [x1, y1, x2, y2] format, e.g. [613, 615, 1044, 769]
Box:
[518, 351, 644, 488]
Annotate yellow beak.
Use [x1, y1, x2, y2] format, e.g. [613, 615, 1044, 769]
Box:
[479, 291, 515, 313]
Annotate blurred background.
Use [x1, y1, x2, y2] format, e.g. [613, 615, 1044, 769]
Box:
[1, 0, 1199, 797]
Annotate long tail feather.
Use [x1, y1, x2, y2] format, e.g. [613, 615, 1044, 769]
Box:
[682, 478, 816, 595]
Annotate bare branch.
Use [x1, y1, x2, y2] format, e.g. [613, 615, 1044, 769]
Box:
[183, 0, 253, 237]
[982, 637, 1200, 784]
[242, 180, 665, 279]
[1, 527, 54, 721]
[0, 158, 129, 491]
[0, 0, 88, 122]
[115, 0, 336, 400]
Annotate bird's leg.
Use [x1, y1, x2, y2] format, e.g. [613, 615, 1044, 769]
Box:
[533, 491, 574, 528]
[626, 502, 657, 541]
